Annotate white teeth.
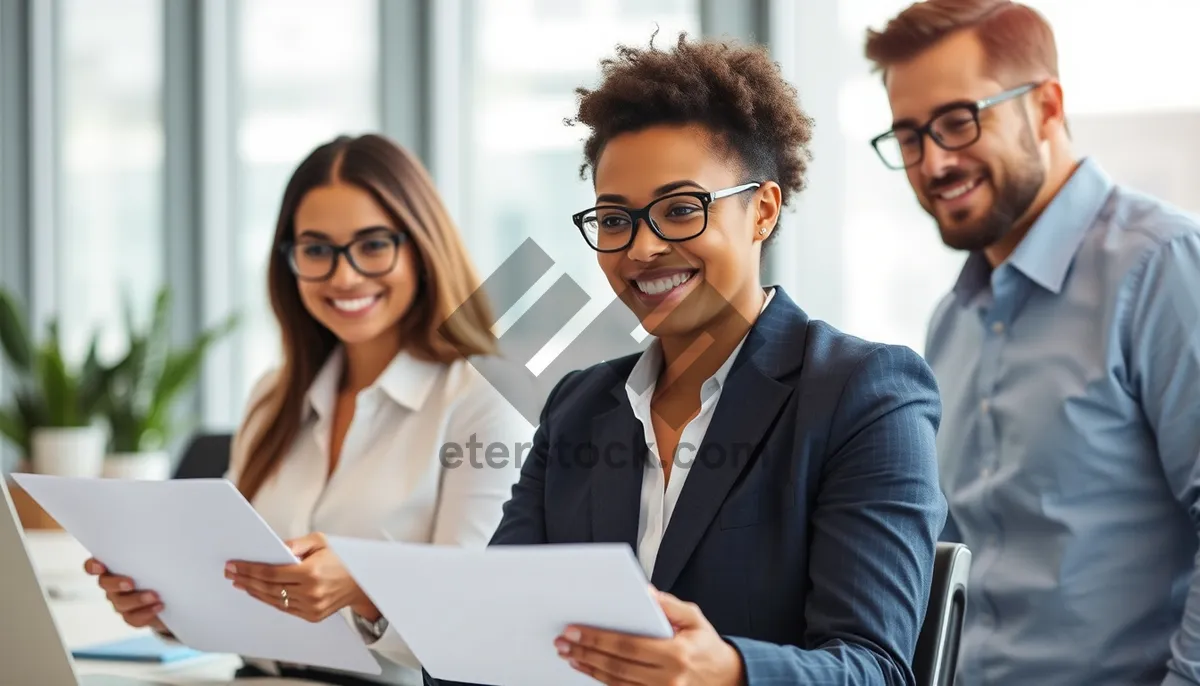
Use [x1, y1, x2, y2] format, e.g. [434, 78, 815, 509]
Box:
[331, 296, 378, 313]
[634, 271, 695, 295]
[938, 178, 981, 200]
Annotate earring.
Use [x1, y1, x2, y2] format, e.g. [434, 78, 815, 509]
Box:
[758, 227, 767, 235]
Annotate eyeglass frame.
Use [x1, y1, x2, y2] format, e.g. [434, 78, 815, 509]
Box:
[870, 81, 1042, 170]
[278, 229, 408, 282]
[571, 182, 762, 253]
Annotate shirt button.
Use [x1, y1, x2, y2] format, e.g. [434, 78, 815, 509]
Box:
[980, 398, 991, 413]
[981, 467, 992, 479]
[991, 321, 1005, 334]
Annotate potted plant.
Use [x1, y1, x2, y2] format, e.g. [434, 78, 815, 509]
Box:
[99, 287, 237, 480]
[0, 288, 109, 477]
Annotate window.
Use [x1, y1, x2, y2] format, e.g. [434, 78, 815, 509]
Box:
[831, 0, 1200, 355]
[830, 0, 964, 354]
[1035, 0, 1200, 116]
[57, 0, 164, 362]
[1032, 1, 1200, 218]
[233, 0, 380, 408]
[460, 0, 702, 355]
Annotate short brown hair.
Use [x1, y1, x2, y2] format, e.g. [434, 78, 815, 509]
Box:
[571, 32, 814, 246]
[864, 0, 1059, 82]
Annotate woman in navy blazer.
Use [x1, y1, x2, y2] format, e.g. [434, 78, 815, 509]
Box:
[431, 34, 947, 686]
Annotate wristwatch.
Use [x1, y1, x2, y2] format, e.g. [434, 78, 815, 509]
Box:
[353, 612, 389, 641]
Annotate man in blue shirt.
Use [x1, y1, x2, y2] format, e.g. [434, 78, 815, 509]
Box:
[863, 1, 1200, 684]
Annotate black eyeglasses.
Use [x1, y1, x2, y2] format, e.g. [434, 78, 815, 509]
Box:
[870, 82, 1041, 170]
[572, 182, 761, 253]
[279, 229, 407, 281]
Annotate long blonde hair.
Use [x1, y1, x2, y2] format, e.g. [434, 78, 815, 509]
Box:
[237, 134, 496, 502]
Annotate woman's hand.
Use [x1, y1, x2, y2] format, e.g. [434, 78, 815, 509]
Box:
[83, 558, 168, 634]
[555, 588, 745, 686]
[225, 532, 380, 624]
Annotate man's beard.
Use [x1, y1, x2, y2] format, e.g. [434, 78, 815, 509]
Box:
[933, 126, 1043, 252]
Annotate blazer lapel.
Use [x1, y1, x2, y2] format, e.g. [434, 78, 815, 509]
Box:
[649, 288, 805, 591]
[649, 363, 790, 590]
[588, 370, 647, 553]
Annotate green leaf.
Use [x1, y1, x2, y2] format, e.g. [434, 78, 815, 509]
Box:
[36, 320, 89, 427]
[152, 350, 198, 410]
[121, 285, 137, 345]
[137, 411, 169, 452]
[15, 387, 48, 429]
[0, 288, 34, 372]
[106, 405, 142, 453]
[137, 289, 172, 409]
[0, 405, 29, 455]
[78, 329, 110, 418]
[152, 313, 238, 411]
[97, 286, 239, 452]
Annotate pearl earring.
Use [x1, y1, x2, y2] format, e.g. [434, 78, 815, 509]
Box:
[759, 227, 767, 235]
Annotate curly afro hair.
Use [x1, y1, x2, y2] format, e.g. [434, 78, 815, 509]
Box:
[570, 32, 815, 246]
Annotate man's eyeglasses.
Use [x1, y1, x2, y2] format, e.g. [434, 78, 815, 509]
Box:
[572, 182, 761, 253]
[279, 229, 407, 281]
[870, 82, 1041, 170]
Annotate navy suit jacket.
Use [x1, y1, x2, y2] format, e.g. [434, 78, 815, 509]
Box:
[427, 286, 947, 685]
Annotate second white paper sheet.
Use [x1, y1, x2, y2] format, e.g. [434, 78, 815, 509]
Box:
[13, 474, 381, 675]
[327, 537, 674, 686]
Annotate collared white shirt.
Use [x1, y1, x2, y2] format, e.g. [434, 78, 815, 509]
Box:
[225, 347, 531, 684]
[625, 288, 774, 580]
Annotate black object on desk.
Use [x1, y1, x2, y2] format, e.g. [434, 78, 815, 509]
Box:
[173, 433, 233, 480]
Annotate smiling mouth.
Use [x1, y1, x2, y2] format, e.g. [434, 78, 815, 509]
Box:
[632, 270, 698, 296]
[328, 294, 382, 314]
[933, 176, 985, 202]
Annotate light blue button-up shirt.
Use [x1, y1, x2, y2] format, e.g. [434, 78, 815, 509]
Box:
[926, 157, 1200, 685]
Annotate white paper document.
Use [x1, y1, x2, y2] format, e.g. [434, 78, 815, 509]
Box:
[12, 474, 381, 675]
[326, 538, 674, 686]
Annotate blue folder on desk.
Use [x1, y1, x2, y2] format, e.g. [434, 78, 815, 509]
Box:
[72, 634, 204, 663]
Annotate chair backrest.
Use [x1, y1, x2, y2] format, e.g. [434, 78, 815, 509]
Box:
[173, 432, 233, 479]
[913, 542, 971, 686]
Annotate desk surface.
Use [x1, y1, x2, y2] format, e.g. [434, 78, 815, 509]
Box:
[27, 529, 250, 683]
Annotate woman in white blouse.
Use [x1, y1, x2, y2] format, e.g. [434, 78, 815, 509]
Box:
[83, 134, 531, 685]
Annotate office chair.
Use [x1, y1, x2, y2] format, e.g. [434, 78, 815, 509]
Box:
[913, 542, 971, 686]
[172, 432, 233, 479]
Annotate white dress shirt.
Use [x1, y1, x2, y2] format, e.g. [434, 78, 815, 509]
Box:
[225, 346, 531, 684]
[626, 288, 774, 580]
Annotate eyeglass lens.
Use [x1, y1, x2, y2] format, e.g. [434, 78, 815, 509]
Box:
[289, 233, 399, 280]
[578, 194, 708, 251]
[877, 106, 980, 168]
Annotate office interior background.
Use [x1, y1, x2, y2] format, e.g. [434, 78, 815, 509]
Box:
[1, 0, 1198, 473]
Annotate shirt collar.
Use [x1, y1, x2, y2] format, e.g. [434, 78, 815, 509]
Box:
[626, 287, 776, 403]
[953, 157, 1114, 302]
[951, 251, 992, 305]
[305, 346, 444, 420]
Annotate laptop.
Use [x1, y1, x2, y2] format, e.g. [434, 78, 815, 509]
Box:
[0, 477, 227, 685]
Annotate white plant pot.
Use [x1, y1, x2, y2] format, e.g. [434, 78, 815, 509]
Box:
[30, 426, 107, 478]
[102, 451, 172, 480]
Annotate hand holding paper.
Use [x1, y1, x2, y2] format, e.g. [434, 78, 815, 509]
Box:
[84, 557, 167, 632]
[12, 474, 381, 676]
[326, 537, 674, 686]
[555, 588, 745, 686]
[226, 531, 381, 623]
